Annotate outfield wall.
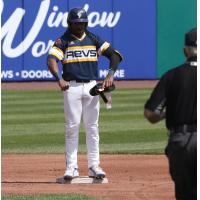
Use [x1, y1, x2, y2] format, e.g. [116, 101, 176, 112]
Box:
[157, 0, 197, 77]
[1, 0, 196, 82]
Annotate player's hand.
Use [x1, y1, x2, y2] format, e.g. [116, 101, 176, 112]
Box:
[102, 74, 114, 89]
[58, 79, 69, 91]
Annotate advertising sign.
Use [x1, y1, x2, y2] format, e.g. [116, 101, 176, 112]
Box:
[1, 0, 156, 81]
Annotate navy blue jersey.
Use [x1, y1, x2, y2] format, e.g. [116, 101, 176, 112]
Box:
[48, 30, 111, 81]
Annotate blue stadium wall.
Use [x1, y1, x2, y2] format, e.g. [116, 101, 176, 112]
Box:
[1, 0, 196, 82]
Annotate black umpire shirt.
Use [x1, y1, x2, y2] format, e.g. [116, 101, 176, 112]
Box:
[145, 56, 197, 129]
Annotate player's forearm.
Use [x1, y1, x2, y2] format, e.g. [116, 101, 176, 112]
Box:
[108, 53, 120, 72]
[47, 58, 62, 81]
[107, 52, 121, 76]
[102, 52, 121, 88]
[102, 48, 122, 76]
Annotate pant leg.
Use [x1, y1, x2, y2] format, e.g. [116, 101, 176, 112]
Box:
[82, 81, 100, 168]
[184, 132, 197, 200]
[63, 82, 83, 169]
[165, 132, 197, 200]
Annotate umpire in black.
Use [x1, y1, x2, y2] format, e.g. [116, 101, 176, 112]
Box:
[144, 28, 197, 200]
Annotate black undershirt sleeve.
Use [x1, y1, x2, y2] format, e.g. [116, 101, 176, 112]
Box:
[102, 47, 123, 72]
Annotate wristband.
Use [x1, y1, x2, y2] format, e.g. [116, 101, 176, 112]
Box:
[53, 72, 62, 81]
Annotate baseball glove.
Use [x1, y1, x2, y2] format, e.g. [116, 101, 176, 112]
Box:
[89, 83, 115, 103]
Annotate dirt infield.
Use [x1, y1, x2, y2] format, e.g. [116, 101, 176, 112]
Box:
[2, 154, 174, 200]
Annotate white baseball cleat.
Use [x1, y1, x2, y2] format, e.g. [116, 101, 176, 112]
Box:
[88, 165, 106, 179]
[63, 167, 79, 180]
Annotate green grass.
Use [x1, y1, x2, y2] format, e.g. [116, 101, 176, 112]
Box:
[2, 194, 102, 200]
[2, 89, 167, 154]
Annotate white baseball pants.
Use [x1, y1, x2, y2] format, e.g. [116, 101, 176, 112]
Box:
[63, 80, 100, 169]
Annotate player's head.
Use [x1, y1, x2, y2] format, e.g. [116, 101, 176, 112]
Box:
[67, 8, 88, 23]
[184, 28, 197, 58]
[67, 8, 88, 37]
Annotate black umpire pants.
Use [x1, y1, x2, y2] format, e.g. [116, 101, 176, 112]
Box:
[165, 129, 197, 200]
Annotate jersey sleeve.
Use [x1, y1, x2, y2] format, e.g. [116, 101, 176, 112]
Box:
[97, 41, 111, 56]
[144, 73, 170, 114]
[92, 34, 110, 56]
[48, 38, 65, 61]
[95, 35, 123, 61]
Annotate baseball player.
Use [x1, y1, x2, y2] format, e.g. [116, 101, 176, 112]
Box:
[144, 28, 197, 199]
[47, 7, 122, 180]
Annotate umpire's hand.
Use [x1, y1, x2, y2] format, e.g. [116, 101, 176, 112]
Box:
[102, 74, 114, 88]
[58, 79, 69, 91]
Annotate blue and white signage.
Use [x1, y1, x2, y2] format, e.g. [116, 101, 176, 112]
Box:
[1, 0, 156, 81]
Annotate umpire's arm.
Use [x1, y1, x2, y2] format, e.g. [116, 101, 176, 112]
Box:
[144, 109, 165, 124]
[144, 73, 168, 124]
